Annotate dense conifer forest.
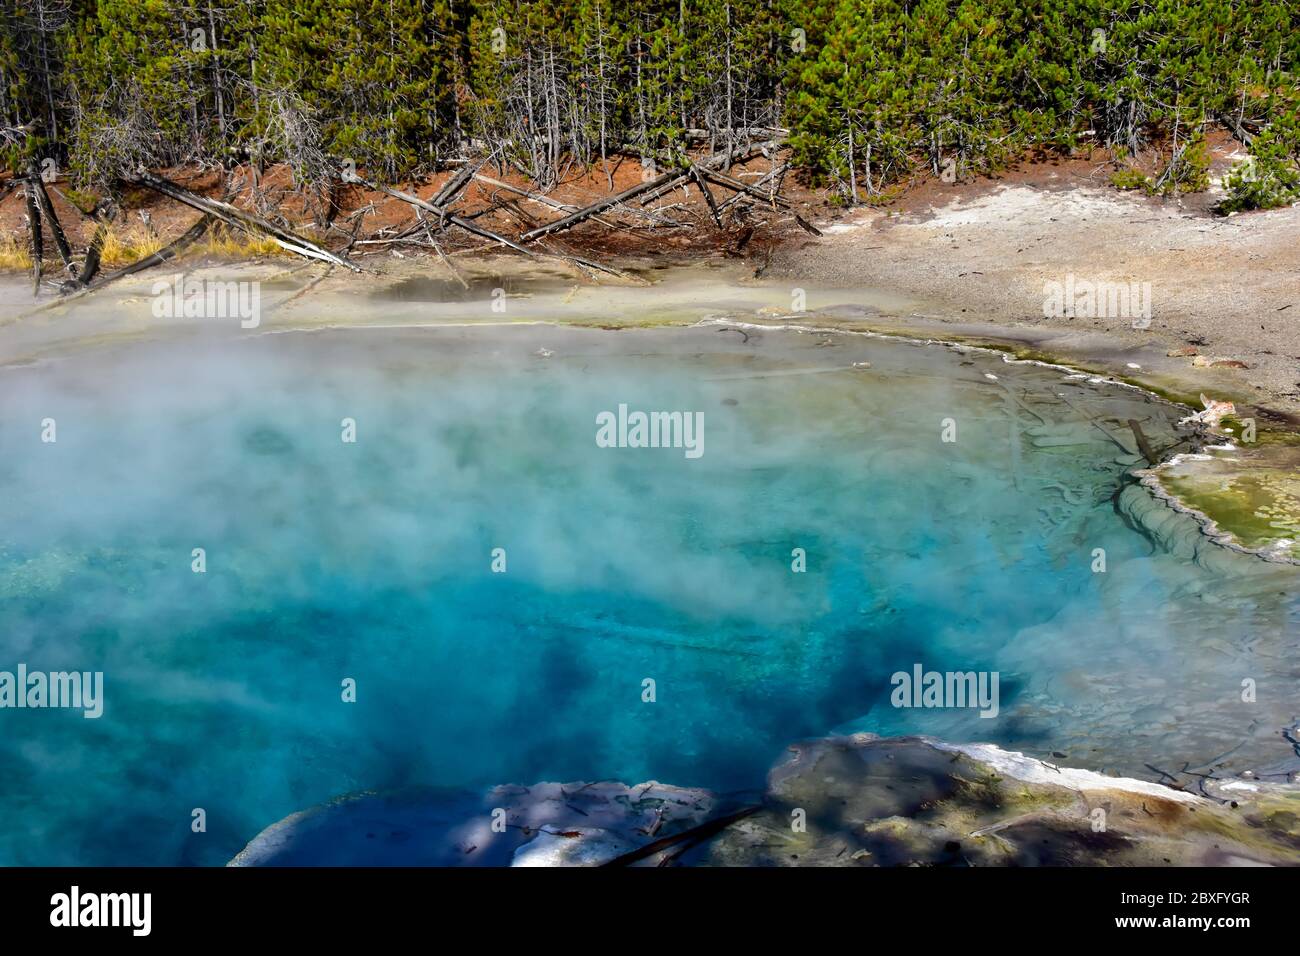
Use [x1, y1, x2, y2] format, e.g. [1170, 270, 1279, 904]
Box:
[2, 1, 1297, 209]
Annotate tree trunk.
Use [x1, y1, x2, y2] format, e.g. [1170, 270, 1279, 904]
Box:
[24, 180, 43, 294]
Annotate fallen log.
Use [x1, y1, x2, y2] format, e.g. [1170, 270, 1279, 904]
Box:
[698, 166, 792, 208]
[598, 805, 762, 867]
[637, 140, 781, 205]
[45, 186, 115, 287]
[362, 174, 642, 281]
[717, 162, 788, 212]
[692, 166, 723, 228]
[492, 198, 540, 232]
[337, 203, 369, 258]
[352, 234, 430, 247]
[483, 174, 586, 210]
[428, 238, 470, 291]
[518, 167, 692, 242]
[429, 160, 482, 208]
[473, 172, 682, 228]
[456, 197, 519, 223]
[535, 241, 644, 283]
[85, 214, 213, 291]
[126, 170, 360, 272]
[473, 173, 620, 231]
[353, 175, 535, 256]
[37, 214, 214, 307]
[411, 204, 470, 290]
[1217, 113, 1257, 147]
[357, 217, 426, 245]
[793, 214, 823, 237]
[474, 173, 575, 212]
[77, 222, 109, 287]
[48, 185, 114, 222]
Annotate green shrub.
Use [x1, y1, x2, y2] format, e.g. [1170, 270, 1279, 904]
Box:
[1220, 109, 1300, 212]
[1151, 133, 1211, 195]
[1110, 167, 1150, 191]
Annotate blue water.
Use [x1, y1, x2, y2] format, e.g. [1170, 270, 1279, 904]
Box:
[0, 323, 1296, 865]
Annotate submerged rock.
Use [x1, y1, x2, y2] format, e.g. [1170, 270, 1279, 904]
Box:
[229, 780, 720, 867]
[242, 424, 295, 456]
[230, 735, 1300, 866]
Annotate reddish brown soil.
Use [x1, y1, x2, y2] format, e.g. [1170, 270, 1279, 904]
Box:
[0, 130, 1250, 270]
[0, 148, 826, 267]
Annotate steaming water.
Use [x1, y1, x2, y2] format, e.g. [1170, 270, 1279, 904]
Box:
[1, 321, 1297, 865]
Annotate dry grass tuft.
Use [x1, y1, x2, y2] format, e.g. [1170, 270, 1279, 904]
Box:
[198, 224, 287, 258]
[98, 223, 166, 266]
[0, 235, 32, 270]
[1, 219, 305, 273]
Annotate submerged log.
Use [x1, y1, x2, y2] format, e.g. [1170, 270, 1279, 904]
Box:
[126, 170, 360, 272]
[536, 243, 643, 282]
[408, 205, 469, 290]
[1127, 419, 1160, 466]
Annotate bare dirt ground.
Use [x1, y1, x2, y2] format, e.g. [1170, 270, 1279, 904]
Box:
[771, 134, 1300, 419]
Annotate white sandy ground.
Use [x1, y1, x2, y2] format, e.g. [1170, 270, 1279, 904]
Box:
[0, 258, 917, 368]
[774, 182, 1300, 416]
[928, 739, 1203, 802]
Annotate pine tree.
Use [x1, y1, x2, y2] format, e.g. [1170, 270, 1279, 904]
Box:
[10, 0, 1297, 199]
